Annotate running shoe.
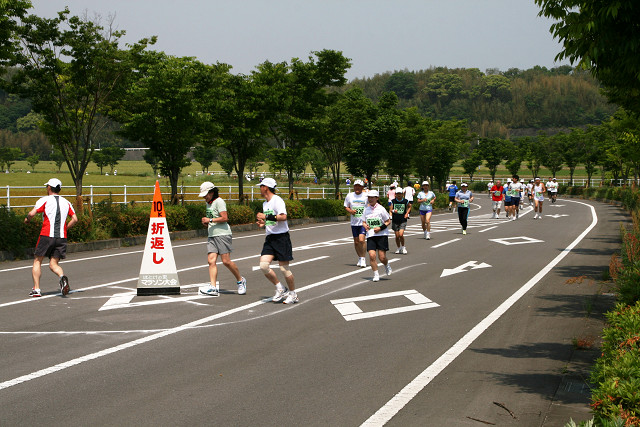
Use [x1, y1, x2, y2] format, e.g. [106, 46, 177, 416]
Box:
[272, 287, 289, 302]
[511, 216, 516, 221]
[385, 265, 392, 276]
[401, 247, 408, 254]
[360, 258, 367, 268]
[424, 231, 428, 239]
[426, 233, 431, 240]
[395, 248, 402, 254]
[462, 230, 467, 235]
[372, 273, 380, 282]
[516, 212, 519, 219]
[29, 288, 41, 297]
[59, 275, 70, 296]
[199, 285, 219, 297]
[283, 292, 299, 304]
[237, 277, 247, 295]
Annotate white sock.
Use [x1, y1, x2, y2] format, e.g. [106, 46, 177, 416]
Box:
[276, 283, 285, 291]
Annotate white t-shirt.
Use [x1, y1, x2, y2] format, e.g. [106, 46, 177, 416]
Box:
[417, 191, 435, 211]
[362, 203, 390, 238]
[403, 186, 415, 202]
[262, 194, 289, 235]
[549, 181, 558, 192]
[509, 182, 523, 197]
[344, 191, 368, 226]
[34, 195, 75, 238]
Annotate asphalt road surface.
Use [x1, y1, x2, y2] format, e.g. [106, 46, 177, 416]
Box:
[0, 196, 626, 426]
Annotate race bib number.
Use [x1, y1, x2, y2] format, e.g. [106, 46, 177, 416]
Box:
[366, 217, 382, 228]
[493, 190, 502, 197]
[508, 190, 517, 197]
[393, 203, 406, 214]
[353, 206, 364, 217]
[264, 209, 276, 226]
[535, 192, 542, 198]
[459, 200, 469, 208]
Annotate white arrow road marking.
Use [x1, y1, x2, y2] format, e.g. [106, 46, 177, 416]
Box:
[251, 256, 329, 271]
[331, 290, 439, 321]
[440, 261, 491, 277]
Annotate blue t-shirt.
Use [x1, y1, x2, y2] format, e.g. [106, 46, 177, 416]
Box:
[448, 185, 458, 197]
[503, 186, 511, 201]
[455, 190, 473, 208]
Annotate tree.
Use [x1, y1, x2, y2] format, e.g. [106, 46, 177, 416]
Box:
[524, 135, 546, 179]
[192, 145, 216, 174]
[384, 106, 415, 186]
[2, 7, 154, 211]
[143, 149, 160, 177]
[92, 150, 109, 175]
[0, 146, 21, 170]
[50, 148, 65, 172]
[116, 54, 224, 203]
[462, 148, 483, 182]
[542, 133, 564, 178]
[100, 146, 125, 173]
[25, 153, 38, 171]
[564, 129, 585, 185]
[384, 71, 418, 99]
[427, 120, 469, 189]
[479, 138, 508, 181]
[504, 140, 523, 177]
[306, 147, 328, 181]
[536, 1, 640, 112]
[265, 50, 351, 193]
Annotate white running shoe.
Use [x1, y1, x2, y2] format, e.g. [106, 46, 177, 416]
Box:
[401, 247, 408, 254]
[237, 277, 247, 295]
[511, 216, 516, 221]
[395, 248, 402, 254]
[424, 231, 428, 239]
[199, 285, 219, 297]
[426, 232, 431, 240]
[462, 230, 467, 235]
[272, 287, 289, 302]
[283, 292, 299, 304]
[385, 265, 392, 276]
[372, 273, 380, 282]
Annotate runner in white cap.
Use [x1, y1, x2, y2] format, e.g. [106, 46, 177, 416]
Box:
[197, 181, 247, 297]
[454, 183, 474, 235]
[344, 179, 368, 267]
[416, 181, 436, 239]
[532, 177, 546, 219]
[24, 178, 78, 297]
[362, 190, 392, 282]
[255, 178, 298, 304]
[389, 187, 411, 254]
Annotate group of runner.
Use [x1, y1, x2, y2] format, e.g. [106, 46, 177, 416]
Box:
[25, 174, 560, 300]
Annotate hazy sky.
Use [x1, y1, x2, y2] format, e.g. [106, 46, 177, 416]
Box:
[30, 0, 568, 80]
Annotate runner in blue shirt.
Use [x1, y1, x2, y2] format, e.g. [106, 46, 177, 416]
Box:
[448, 180, 458, 211]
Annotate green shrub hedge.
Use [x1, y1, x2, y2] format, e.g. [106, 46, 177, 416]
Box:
[590, 301, 640, 425]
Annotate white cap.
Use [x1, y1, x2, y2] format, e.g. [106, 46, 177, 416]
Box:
[395, 187, 405, 193]
[198, 181, 216, 197]
[44, 178, 62, 188]
[391, 181, 398, 187]
[461, 182, 468, 187]
[535, 177, 541, 181]
[258, 177, 277, 188]
[353, 179, 364, 186]
[367, 190, 380, 197]
[421, 181, 429, 186]
[552, 177, 557, 180]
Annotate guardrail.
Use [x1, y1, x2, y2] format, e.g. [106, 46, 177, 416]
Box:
[0, 184, 382, 210]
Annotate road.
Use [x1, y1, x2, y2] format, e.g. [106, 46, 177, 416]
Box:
[0, 196, 626, 426]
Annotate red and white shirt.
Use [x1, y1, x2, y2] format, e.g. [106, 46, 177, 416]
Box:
[34, 195, 75, 238]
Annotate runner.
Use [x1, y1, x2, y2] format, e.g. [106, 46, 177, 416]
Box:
[487, 180, 494, 197]
[503, 178, 512, 219]
[532, 177, 546, 219]
[344, 179, 368, 267]
[549, 177, 559, 203]
[255, 178, 298, 304]
[527, 179, 534, 206]
[416, 181, 436, 239]
[546, 177, 554, 201]
[490, 179, 504, 219]
[509, 175, 523, 220]
[362, 190, 392, 282]
[448, 180, 458, 211]
[389, 187, 411, 253]
[386, 182, 397, 206]
[198, 182, 247, 297]
[24, 178, 78, 297]
[455, 183, 474, 235]
[404, 181, 415, 219]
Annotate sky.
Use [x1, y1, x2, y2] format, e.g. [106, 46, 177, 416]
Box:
[30, 0, 569, 80]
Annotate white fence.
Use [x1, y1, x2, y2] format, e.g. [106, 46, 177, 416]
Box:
[1, 184, 382, 210]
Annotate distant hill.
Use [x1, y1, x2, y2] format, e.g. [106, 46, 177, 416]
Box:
[343, 65, 617, 138]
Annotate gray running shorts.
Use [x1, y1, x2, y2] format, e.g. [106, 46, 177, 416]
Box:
[207, 235, 233, 255]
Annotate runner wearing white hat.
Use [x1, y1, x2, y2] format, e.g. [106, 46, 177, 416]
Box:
[454, 183, 474, 235]
[362, 190, 392, 282]
[344, 179, 368, 267]
[416, 181, 436, 239]
[197, 182, 247, 297]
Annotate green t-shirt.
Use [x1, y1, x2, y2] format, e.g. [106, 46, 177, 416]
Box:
[206, 198, 232, 237]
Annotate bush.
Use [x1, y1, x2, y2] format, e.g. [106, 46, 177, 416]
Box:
[0, 206, 29, 256]
[301, 199, 346, 218]
[590, 301, 640, 425]
[470, 181, 487, 193]
[227, 204, 254, 225]
[284, 199, 306, 219]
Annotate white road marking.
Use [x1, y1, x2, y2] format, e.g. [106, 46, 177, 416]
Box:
[0, 259, 399, 391]
[488, 236, 544, 245]
[331, 289, 439, 321]
[478, 226, 498, 233]
[430, 238, 461, 248]
[360, 199, 598, 426]
[440, 261, 491, 277]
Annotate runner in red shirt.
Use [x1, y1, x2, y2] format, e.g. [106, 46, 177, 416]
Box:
[490, 180, 504, 219]
[24, 178, 78, 297]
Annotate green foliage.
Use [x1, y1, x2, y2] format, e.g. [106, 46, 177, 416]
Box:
[590, 302, 640, 425]
[226, 203, 255, 226]
[0, 206, 29, 257]
[301, 199, 346, 218]
[284, 200, 306, 219]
